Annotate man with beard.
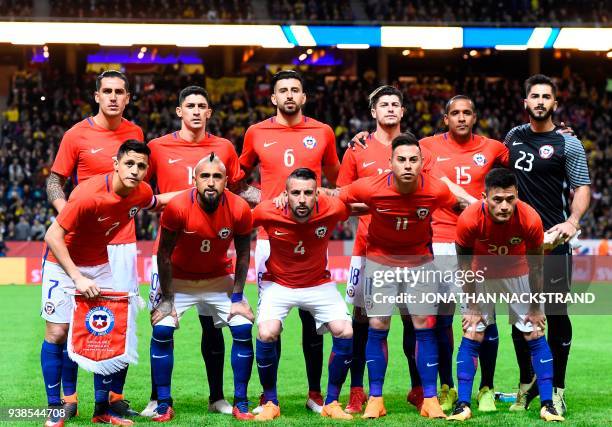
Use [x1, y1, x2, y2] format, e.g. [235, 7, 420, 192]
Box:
[240, 70, 340, 413]
[251, 168, 356, 421]
[149, 154, 256, 421]
[504, 74, 591, 416]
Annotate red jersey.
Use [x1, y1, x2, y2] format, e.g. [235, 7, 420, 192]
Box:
[160, 189, 252, 281]
[240, 116, 339, 238]
[420, 132, 509, 242]
[455, 200, 543, 278]
[339, 172, 455, 266]
[252, 195, 350, 288]
[47, 174, 155, 267]
[51, 117, 144, 245]
[337, 134, 442, 256]
[147, 131, 245, 254]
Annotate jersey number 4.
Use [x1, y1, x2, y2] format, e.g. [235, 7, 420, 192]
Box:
[294, 240, 305, 255]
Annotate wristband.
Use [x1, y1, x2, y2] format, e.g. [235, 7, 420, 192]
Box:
[231, 292, 243, 303]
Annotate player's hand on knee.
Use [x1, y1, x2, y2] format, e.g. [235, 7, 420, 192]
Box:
[75, 276, 100, 299]
[526, 307, 546, 332]
[349, 131, 370, 150]
[151, 298, 176, 325]
[462, 308, 483, 332]
[229, 301, 255, 323]
[273, 191, 288, 209]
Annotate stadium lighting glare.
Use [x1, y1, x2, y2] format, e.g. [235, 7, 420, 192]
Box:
[140, 46, 147, 52]
[40, 96, 46, 101]
[298, 53, 308, 61]
[469, 49, 478, 57]
[336, 44, 370, 49]
[607, 51, 612, 58]
[289, 25, 317, 46]
[306, 48, 313, 54]
[526, 27, 552, 48]
[553, 28, 612, 51]
[402, 49, 410, 56]
[137, 52, 145, 59]
[381, 26, 462, 49]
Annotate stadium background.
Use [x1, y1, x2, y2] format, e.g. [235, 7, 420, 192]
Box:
[0, 1, 611, 425]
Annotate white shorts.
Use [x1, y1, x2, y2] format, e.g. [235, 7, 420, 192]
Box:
[462, 274, 542, 333]
[254, 239, 270, 286]
[363, 259, 441, 317]
[41, 261, 113, 323]
[108, 243, 138, 294]
[156, 275, 251, 328]
[257, 281, 351, 334]
[345, 255, 366, 307]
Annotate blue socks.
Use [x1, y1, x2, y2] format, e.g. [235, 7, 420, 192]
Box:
[41, 340, 63, 406]
[325, 337, 353, 404]
[151, 325, 175, 403]
[435, 315, 454, 388]
[479, 323, 499, 389]
[415, 328, 439, 398]
[366, 328, 389, 397]
[110, 366, 128, 395]
[456, 337, 481, 404]
[528, 336, 554, 404]
[256, 339, 278, 404]
[61, 342, 78, 397]
[230, 324, 254, 403]
[94, 374, 111, 403]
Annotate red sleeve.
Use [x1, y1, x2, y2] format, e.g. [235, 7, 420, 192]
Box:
[56, 196, 96, 232]
[455, 208, 478, 247]
[51, 130, 79, 178]
[338, 178, 371, 205]
[497, 144, 509, 167]
[337, 148, 358, 187]
[234, 199, 253, 235]
[435, 179, 456, 209]
[239, 126, 259, 172]
[139, 184, 156, 210]
[225, 143, 246, 185]
[136, 125, 144, 141]
[322, 125, 340, 167]
[144, 141, 157, 183]
[160, 198, 184, 232]
[331, 196, 351, 222]
[251, 204, 267, 229]
[524, 205, 544, 249]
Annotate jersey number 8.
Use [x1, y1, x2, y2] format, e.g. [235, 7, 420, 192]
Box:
[200, 239, 211, 253]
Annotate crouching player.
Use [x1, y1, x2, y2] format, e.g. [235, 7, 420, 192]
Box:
[41, 141, 166, 426]
[449, 168, 563, 422]
[252, 168, 358, 421]
[148, 153, 255, 421]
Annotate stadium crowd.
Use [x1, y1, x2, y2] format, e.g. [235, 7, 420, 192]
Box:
[0, 67, 609, 241]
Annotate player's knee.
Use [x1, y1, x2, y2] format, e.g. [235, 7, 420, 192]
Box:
[524, 329, 544, 341]
[152, 325, 175, 342]
[257, 322, 280, 342]
[230, 324, 253, 342]
[369, 316, 390, 330]
[45, 322, 68, 344]
[412, 314, 435, 329]
[464, 330, 484, 342]
[330, 320, 353, 339]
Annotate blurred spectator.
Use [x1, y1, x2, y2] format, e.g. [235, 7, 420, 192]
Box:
[0, 0, 33, 17]
[268, 0, 354, 22]
[30, 219, 46, 240]
[14, 216, 31, 241]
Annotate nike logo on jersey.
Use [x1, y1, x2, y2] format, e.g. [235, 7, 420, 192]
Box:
[90, 148, 103, 154]
[376, 208, 392, 212]
[512, 141, 523, 146]
[183, 230, 197, 234]
[540, 358, 553, 363]
[47, 382, 60, 389]
[274, 230, 288, 236]
[550, 277, 564, 284]
[426, 362, 439, 367]
[436, 157, 451, 161]
[263, 141, 278, 148]
[168, 158, 182, 164]
[98, 216, 110, 222]
[152, 354, 169, 359]
[362, 161, 376, 168]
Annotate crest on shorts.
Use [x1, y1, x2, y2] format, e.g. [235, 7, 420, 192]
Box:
[315, 226, 327, 238]
[128, 206, 139, 218]
[303, 136, 317, 150]
[539, 144, 554, 159]
[473, 153, 487, 166]
[416, 207, 429, 220]
[85, 306, 115, 336]
[44, 301, 55, 315]
[346, 285, 355, 298]
[509, 236, 523, 245]
[218, 227, 232, 239]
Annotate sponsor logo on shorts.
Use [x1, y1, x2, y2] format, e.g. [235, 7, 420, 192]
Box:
[85, 306, 115, 336]
[218, 227, 232, 239]
[303, 136, 317, 149]
[346, 285, 355, 298]
[416, 207, 429, 220]
[44, 301, 56, 315]
[315, 226, 327, 238]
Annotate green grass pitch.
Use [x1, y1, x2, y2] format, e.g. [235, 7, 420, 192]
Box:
[3, 284, 612, 426]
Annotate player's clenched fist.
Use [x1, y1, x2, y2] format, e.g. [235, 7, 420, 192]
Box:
[74, 276, 100, 299]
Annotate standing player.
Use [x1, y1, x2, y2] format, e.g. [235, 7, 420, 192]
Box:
[339, 134, 457, 419]
[252, 168, 356, 421]
[240, 70, 340, 412]
[148, 154, 256, 421]
[46, 70, 143, 418]
[142, 86, 258, 417]
[419, 95, 509, 412]
[41, 142, 164, 426]
[449, 168, 563, 422]
[505, 75, 590, 415]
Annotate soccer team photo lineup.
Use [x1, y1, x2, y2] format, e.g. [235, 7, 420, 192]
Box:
[0, 7, 611, 427]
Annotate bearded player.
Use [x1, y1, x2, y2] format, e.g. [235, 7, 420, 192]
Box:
[142, 85, 259, 417]
[46, 70, 144, 419]
[449, 168, 563, 422]
[240, 70, 340, 413]
[148, 154, 256, 421]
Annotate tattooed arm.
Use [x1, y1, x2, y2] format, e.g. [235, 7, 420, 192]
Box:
[150, 226, 179, 325]
[231, 180, 261, 208]
[228, 233, 255, 322]
[46, 172, 68, 213]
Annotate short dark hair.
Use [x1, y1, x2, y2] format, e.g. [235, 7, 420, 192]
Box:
[96, 70, 129, 92]
[485, 168, 517, 192]
[287, 167, 317, 182]
[369, 85, 403, 109]
[117, 140, 150, 160]
[524, 74, 557, 98]
[271, 69, 304, 92]
[445, 95, 476, 114]
[178, 86, 210, 106]
[391, 132, 420, 153]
